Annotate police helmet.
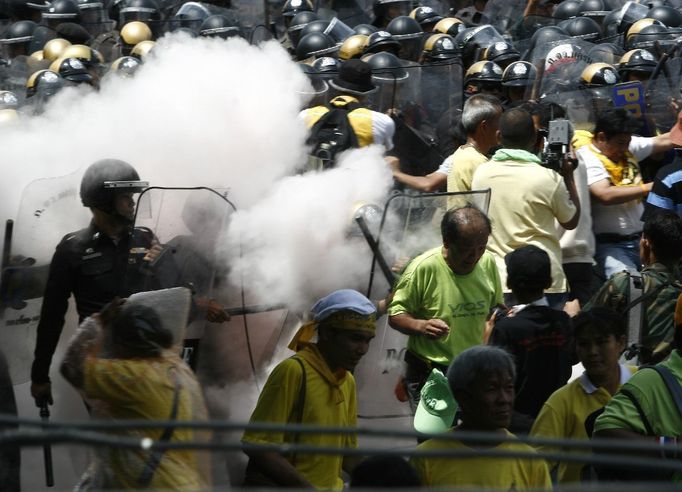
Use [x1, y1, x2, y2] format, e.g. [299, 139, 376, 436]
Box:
[364, 30, 401, 55]
[581, 0, 607, 12]
[617, 48, 657, 78]
[298, 61, 328, 96]
[409, 6, 443, 29]
[288, 11, 318, 47]
[559, 16, 602, 41]
[27, 49, 47, 69]
[49, 56, 93, 82]
[119, 0, 160, 25]
[311, 56, 340, 78]
[465, 60, 503, 84]
[433, 17, 465, 36]
[26, 69, 63, 98]
[553, 0, 582, 20]
[300, 19, 330, 37]
[501, 60, 537, 87]
[373, 0, 411, 24]
[422, 33, 459, 61]
[648, 5, 682, 27]
[1, 20, 38, 45]
[483, 41, 519, 68]
[354, 24, 378, 36]
[364, 51, 408, 81]
[80, 159, 144, 214]
[528, 25, 570, 49]
[172, 2, 211, 29]
[580, 62, 619, 87]
[339, 34, 368, 60]
[120, 21, 153, 46]
[295, 32, 336, 61]
[62, 43, 105, 65]
[131, 39, 155, 59]
[626, 18, 671, 49]
[282, 0, 313, 18]
[0, 90, 19, 110]
[587, 42, 623, 64]
[42, 0, 80, 20]
[602, 8, 624, 37]
[43, 37, 72, 61]
[386, 15, 422, 40]
[110, 55, 142, 76]
[199, 14, 240, 38]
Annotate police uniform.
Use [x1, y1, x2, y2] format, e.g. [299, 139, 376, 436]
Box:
[31, 222, 154, 385]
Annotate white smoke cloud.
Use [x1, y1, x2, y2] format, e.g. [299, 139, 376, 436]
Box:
[0, 31, 394, 309]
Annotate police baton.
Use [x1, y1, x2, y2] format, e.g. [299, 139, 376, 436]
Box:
[39, 404, 54, 487]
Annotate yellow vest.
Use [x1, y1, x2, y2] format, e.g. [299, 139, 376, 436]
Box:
[573, 130, 641, 186]
[302, 95, 375, 148]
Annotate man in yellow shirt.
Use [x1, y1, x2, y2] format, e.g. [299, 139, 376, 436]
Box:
[410, 345, 551, 489]
[242, 289, 376, 490]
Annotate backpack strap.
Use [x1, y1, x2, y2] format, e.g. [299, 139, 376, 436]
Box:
[624, 273, 671, 363]
[619, 388, 655, 436]
[138, 367, 181, 488]
[641, 365, 682, 418]
[289, 356, 307, 466]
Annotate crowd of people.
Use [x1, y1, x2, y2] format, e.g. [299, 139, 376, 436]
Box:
[4, 0, 682, 489]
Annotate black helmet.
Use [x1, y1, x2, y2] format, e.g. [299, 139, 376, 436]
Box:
[421, 33, 459, 61]
[364, 51, 408, 81]
[465, 60, 503, 83]
[199, 14, 240, 38]
[372, 0, 411, 26]
[409, 6, 443, 29]
[295, 32, 336, 60]
[602, 8, 624, 37]
[626, 18, 671, 49]
[172, 2, 211, 29]
[528, 25, 570, 50]
[1, 20, 38, 44]
[553, 0, 582, 20]
[617, 48, 657, 78]
[282, 0, 313, 18]
[647, 5, 682, 27]
[559, 16, 602, 41]
[580, 62, 619, 87]
[433, 17, 465, 36]
[454, 24, 505, 67]
[581, 0, 607, 12]
[364, 30, 400, 55]
[26, 69, 63, 98]
[80, 159, 144, 214]
[339, 34, 368, 60]
[298, 62, 328, 97]
[386, 15, 422, 40]
[300, 19, 330, 37]
[110, 55, 142, 76]
[42, 0, 80, 21]
[49, 56, 93, 82]
[587, 42, 623, 64]
[501, 60, 537, 87]
[354, 24, 378, 36]
[311, 55, 340, 77]
[483, 40, 519, 68]
[0, 90, 19, 110]
[118, 0, 160, 26]
[288, 11, 318, 47]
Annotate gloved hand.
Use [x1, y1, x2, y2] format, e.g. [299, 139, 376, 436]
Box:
[30, 381, 53, 408]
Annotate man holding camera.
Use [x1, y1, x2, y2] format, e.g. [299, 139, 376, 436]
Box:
[471, 108, 580, 308]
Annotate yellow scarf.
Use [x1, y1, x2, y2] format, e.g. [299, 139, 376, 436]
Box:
[296, 343, 348, 405]
[288, 311, 376, 352]
[573, 130, 641, 186]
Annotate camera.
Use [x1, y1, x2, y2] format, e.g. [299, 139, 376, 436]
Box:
[540, 119, 578, 174]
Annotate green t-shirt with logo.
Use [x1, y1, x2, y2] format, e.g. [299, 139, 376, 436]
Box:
[388, 247, 503, 365]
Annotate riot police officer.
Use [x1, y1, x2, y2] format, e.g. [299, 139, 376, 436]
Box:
[30, 159, 158, 408]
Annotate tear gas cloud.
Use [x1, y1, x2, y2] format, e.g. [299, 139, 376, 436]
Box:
[0, 33, 393, 309]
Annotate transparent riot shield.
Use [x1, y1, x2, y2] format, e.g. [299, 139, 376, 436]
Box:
[646, 56, 682, 134]
[369, 59, 419, 116]
[530, 38, 597, 98]
[125, 187, 297, 389]
[353, 190, 491, 427]
[420, 57, 462, 130]
[0, 170, 89, 384]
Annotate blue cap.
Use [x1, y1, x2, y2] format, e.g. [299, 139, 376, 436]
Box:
[311, 289, 376, 321]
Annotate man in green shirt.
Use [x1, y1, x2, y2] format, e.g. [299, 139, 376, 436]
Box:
[388, 205, 503, 410]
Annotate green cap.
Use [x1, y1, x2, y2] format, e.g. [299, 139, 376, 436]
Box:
[413, 368, 458, 434]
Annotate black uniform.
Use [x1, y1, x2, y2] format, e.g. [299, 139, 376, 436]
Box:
[30, 221, 154, 384]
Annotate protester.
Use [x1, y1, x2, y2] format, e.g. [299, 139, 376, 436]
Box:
[388, 205, 502, 411]
[60, 299, 210, 490]
[410, 345, 552, 489]
[530, 308, 635, 483]
[242, 289, 376, 489]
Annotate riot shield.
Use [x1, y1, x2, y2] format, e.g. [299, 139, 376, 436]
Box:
[529, 38, 597, 98]
[353, 190, 491, 425]
[124, 187, 296, 388]
[420, 57, 462, 130]
[646, 56, 682, 133]
[0, 170, 89, 384]
[368, 59, 419, 116]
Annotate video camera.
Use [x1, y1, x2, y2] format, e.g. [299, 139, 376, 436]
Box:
[540, 119, 578, 174]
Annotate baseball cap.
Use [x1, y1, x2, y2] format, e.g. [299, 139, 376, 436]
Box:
[414, 369, 458, 434]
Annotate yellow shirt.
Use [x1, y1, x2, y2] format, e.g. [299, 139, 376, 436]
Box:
[410, 430, 552, 490]
[447, 145, 489, 193]
[471, 155, 576, 293]
[84, 354, 209, 491]
[530, 365, 636, 483]
[242, 345, 358, 490]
